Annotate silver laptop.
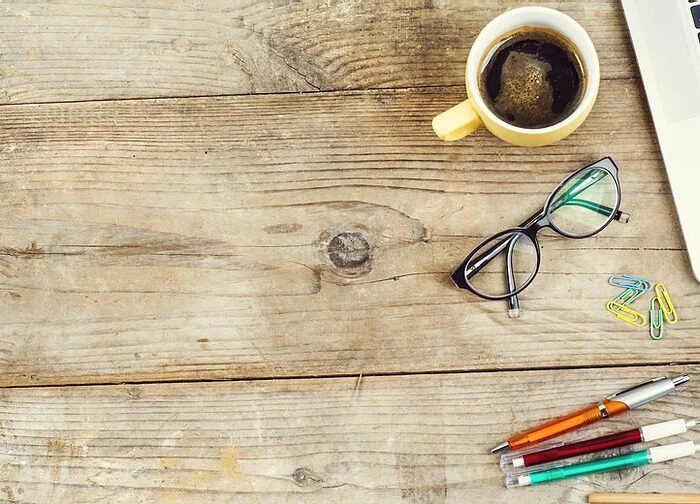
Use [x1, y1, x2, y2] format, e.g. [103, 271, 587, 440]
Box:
[621, 0, 700, 282]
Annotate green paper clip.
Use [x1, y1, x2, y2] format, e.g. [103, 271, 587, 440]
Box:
[611, 287, 644, 308]
[649, 297, 664, 340]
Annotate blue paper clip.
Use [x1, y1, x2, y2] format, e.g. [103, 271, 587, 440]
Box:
[608, 274, 652, 292]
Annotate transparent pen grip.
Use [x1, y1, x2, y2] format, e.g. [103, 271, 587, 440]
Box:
[500, 440, 565, 469]
[530, 450, 650, 485]
[504, 445, 634, 475]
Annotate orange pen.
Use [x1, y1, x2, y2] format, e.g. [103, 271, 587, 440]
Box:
[491, 376, 690, 453]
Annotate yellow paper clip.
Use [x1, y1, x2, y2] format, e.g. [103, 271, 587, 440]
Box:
[606, 301, 647, 328]
[654, 283, 678, 324]
[649, 297, 664, 340]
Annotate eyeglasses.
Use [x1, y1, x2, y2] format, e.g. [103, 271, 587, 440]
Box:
[451, 157, 629, 317]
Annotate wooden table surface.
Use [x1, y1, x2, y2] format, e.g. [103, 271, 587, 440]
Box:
[1, 1, 698, 502]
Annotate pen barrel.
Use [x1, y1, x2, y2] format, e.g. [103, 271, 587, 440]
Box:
[508, 404, 604, 450]
[529, 450, 650, 485]
[521, 428, 642, 467]
[508, 400, 630, 450]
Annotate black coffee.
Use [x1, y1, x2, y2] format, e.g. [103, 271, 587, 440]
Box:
[479, 27, 585, 129]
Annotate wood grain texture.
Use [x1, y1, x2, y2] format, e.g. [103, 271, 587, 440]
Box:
[0, 366, 698, 504]
[1, 81, 699, 386]
[2, 1, 699, 502]
[0, 0, 636, 104]
[589, 493, 700, 504]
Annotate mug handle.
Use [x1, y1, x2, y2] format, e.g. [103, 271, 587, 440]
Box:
[432, 99, 483, 141]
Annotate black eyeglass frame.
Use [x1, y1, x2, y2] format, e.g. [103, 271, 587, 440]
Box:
[451, 157, 628, 301]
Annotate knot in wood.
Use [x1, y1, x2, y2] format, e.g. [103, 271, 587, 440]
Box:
[326, 232, 371, 273]
[292, 467, 323, 487]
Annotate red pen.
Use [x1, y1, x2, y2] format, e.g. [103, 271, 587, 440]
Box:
[501, 418, 698, 469]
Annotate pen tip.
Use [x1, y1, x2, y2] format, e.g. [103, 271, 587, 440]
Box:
[491, 442, 509, 454]
[672, 375, 690, 386]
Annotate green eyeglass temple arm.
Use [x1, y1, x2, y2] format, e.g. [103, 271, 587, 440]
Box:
[557, 198, 629, 222]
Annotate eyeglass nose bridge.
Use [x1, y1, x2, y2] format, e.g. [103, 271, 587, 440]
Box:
[519, 211, 550, 237]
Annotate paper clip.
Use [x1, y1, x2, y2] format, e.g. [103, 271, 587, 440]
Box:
[606, 301, 647, 328]
[654, 283, 678, 324]
[608, 274, 652, 292]
[612, 287, 644, 307]
[649, 297, 664, 340]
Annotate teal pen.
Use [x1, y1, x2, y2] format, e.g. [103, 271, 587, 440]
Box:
[506, 440, 698, 488]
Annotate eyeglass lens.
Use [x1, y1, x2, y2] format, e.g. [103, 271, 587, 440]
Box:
[547, 167, 618, 237]
[465, 231, 538, 298]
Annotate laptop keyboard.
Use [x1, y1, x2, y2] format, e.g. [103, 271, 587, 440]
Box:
[692, 3, 700, 43]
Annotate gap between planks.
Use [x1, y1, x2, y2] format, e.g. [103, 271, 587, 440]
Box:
[1, 359, 696, 391]
[0, 77, 638, 109]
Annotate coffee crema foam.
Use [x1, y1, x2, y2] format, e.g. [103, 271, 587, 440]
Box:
[479, 28, 584, 129]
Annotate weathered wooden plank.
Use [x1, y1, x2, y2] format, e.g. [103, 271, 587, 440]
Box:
[0, 366, 698, 503]
[0, 0, 635, 104]
[1, 81, 698, 386]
